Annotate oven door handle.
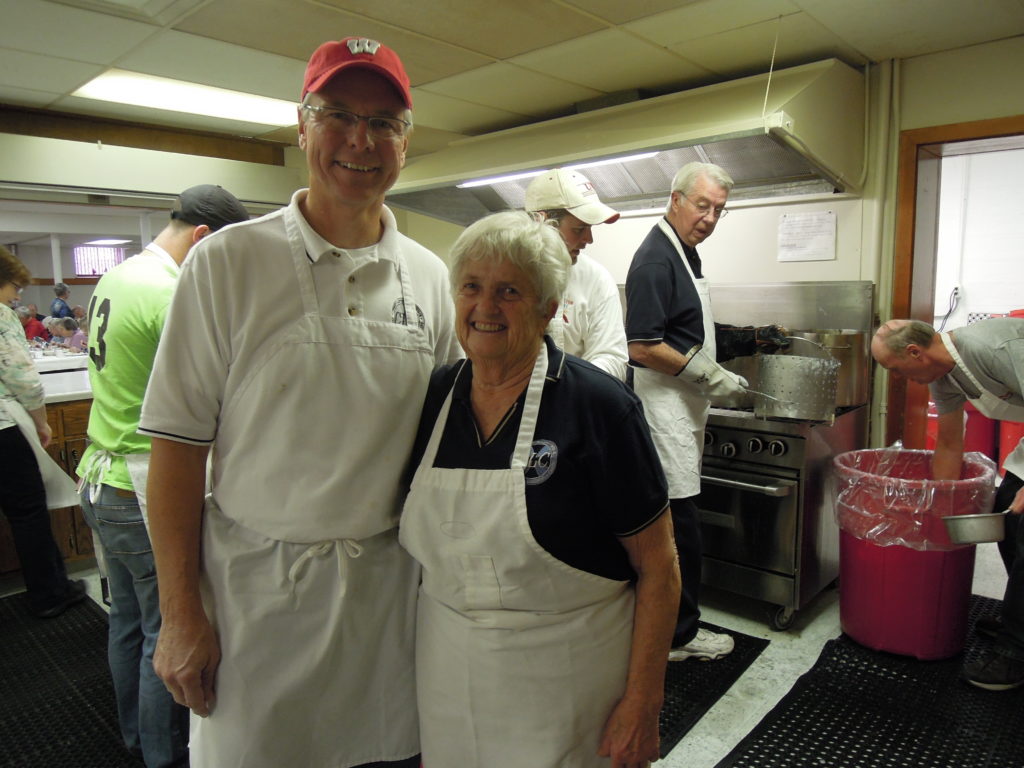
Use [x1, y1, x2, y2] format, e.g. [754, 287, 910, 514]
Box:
[700, 475, 792, 497]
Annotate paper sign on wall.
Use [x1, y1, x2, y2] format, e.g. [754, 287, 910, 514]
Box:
[777, 210, 836, 262]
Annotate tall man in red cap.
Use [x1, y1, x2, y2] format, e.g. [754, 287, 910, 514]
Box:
[140, 38, 459, 767]
[525, 168, 628, 379]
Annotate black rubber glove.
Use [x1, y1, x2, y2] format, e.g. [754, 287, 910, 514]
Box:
[715, 326, 756, 362]
[755, 325, 790, 352]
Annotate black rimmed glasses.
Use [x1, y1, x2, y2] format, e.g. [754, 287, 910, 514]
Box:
[301, 104, 411, 140]
[681, 194, 729, 220]
[11, 282, 23, 294]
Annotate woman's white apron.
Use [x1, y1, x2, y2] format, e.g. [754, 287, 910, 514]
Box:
[399, 344, 635, 768]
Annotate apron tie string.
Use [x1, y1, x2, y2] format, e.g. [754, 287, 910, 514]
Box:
[287, 538, 364, 585]
[79, 448, 118, 504]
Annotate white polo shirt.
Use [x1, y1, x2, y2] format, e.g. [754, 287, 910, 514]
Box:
[140, 189, 461, 446]
[547, 253, 628, 380]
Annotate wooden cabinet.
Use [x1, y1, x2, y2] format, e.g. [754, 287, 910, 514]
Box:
[0, 398, 94, 575]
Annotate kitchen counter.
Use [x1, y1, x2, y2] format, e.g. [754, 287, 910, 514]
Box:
[32, 351, 92, 403]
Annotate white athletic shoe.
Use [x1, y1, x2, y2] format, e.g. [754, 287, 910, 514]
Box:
[668, 627, 735, 661]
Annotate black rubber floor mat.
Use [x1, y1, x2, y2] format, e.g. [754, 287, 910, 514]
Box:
[0, 591, 143, 768]
[660, 620, 770, 758]
[715, 595, 1024, 768]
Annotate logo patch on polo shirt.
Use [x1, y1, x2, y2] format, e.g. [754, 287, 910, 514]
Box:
[392, 298, 425, 328]
[525, 439, 558, 485]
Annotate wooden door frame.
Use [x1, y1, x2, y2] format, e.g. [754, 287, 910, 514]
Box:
[887, 114, 1024, 446]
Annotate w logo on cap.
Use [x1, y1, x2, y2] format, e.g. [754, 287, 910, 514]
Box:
[347, 38, 382, 55]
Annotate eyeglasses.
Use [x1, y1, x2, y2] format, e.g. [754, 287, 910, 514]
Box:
[680, 194, 729, 220]
[301, 104, 411, 140]
[11, 282, 23, 293]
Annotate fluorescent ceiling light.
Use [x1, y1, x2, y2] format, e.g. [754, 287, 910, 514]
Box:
[456, 152, 661, 189]
[74, 69, 298, 127]
[569, 152, 658, 171]
[457, 169, 546, 189]
[83, 239, 132, 245]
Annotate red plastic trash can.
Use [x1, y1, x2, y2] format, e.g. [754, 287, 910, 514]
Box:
[833, 449, 997, 660]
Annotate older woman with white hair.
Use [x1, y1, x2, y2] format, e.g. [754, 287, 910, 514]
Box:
[400, 211, 680, 768]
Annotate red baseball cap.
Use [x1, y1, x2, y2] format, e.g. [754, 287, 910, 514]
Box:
[301, 37, 412, 108]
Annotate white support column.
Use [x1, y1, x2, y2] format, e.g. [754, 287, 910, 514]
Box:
[50, 234, 63, 284]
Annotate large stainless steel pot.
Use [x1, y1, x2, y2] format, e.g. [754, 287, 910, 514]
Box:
[784, 329, 869, 407]
[754, 354, 839, 423]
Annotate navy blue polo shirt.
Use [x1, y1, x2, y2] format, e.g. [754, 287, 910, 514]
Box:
[407, 336, 669, 581]
[625, 220, 706, 360]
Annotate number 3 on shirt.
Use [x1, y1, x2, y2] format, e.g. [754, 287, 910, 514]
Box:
[87, 295, 111, 371]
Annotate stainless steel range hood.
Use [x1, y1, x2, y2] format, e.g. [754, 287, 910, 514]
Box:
[388, 59, 865, 226]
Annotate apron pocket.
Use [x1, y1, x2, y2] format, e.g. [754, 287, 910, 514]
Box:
[460, 554, 503, 609]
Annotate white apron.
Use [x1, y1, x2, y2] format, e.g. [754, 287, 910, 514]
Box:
[399, 345, 635, 768]
[940, 332, 1024, 478]
[633, 219, 716, 498]
[191, 207, 432, 768]
[0, 398, 79, 509]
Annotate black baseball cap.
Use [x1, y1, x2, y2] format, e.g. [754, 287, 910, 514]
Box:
[171, 184, 250, 232]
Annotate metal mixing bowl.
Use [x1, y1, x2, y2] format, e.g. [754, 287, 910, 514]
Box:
[942, 510, 1008, 544]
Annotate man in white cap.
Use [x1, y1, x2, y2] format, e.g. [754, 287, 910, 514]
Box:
[525, 168, 628, 379]
[140, 37, 459, 768]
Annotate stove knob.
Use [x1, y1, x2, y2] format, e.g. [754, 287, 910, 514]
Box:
[768, 440, 787, 457]
[720, 442, 737, 458]
[747, 437, 764, 454]
[704, 432, 715, 447]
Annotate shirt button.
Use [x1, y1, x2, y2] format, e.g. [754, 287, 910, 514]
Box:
[348, 307, 358, 316]
[348, 276, 356, 283]
[332, 251, 340, 258]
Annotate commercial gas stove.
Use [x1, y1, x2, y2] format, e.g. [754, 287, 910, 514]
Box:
[698, 404, 868, 629]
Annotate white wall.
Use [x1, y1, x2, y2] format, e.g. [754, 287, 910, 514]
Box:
[582, 195, 865, 286]
[933, 148, 1024, 328]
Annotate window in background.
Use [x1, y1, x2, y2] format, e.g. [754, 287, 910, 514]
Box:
[74, 246, 126, 276]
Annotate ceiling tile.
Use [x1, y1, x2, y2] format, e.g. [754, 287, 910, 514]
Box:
[173, 0, 492, 85]
[409, 90, 529, 135]
[557, 0, 705, 25]
[405, 125, 470, 159]
[0, 50, 104, 95]
[4, 0, 157, 64]
[793, 0, 1024, 60]
[511, 29, 712, 93]
[315, 0, 606, 58]
[626, 0, 801, 47]
[0, 84, 64, 109]
[665, 12, 867, 76]
[419, 63, 602, 118]
[116, 30, 306, 101]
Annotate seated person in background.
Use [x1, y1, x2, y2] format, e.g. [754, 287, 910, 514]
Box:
[16, 306, 48, 342]
[71, 305, 89, 334]
[27, 304, 45, 322]
[50, 318, 86, 351]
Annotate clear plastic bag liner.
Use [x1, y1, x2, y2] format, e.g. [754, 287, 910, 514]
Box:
[832, 448, 997, 551]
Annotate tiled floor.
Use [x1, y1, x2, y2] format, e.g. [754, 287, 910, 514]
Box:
[0, 541, 1010, 767]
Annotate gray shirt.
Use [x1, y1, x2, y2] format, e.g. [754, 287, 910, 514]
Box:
[930, 318, 1024, 415]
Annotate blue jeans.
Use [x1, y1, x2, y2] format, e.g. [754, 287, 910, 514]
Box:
[995, 471, 1024, 661]
[80, 484, 188, 768]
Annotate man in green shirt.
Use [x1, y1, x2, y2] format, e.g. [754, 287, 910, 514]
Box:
[78, 184, 248, 768]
